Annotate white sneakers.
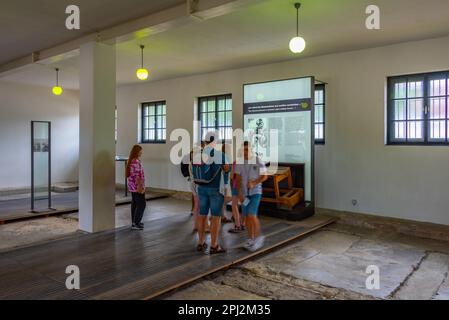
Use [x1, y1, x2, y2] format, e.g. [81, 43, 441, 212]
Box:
[243, 239, 255, 250]
[244, 236, 265, 252]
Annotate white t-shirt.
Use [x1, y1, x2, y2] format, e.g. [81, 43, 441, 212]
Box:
[235, 158, 267, 196]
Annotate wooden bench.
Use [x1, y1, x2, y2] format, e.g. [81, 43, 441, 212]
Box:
[262, 166, 304, 210]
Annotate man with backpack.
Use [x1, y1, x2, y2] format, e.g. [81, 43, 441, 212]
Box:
[191, 134, 230, 254]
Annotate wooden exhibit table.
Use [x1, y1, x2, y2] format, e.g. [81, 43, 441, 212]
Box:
[262, 166, 304, 210]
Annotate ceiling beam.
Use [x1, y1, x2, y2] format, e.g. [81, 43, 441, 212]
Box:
[0, 0, 265, 76]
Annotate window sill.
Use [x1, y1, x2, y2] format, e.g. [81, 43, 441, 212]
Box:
[386, 142, 449, 146]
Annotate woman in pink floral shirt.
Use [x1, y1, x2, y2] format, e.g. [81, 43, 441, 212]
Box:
[126, 145, 146, 230]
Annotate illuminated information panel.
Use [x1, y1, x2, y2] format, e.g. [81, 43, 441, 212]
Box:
[243, 77, 314, 202]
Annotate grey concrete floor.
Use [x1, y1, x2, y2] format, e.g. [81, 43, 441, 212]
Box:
[166, 218, 449, 300]
[1, 198, 449, 300]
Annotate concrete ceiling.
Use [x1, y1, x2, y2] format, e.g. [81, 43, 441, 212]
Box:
[0, 0, 184, 65]
[2, 0, 449, 90]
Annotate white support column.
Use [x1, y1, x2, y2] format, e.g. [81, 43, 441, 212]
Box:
[79, 41, 116, 233]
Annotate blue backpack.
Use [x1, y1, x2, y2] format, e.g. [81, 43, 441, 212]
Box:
[191, 148, 226, 186]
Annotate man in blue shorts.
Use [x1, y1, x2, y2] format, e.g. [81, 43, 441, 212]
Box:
[192, 135, 229, 254]
[235, 141, 268, 252]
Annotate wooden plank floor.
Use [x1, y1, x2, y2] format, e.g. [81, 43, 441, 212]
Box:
[0, 191, 168, 223]
[0, 214, 336, 300]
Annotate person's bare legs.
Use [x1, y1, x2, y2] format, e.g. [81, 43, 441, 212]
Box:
[197, 215, 207, 246]
[253, 216, 260, 239]
[246, 216, 259, 240]
[205, 214, 211, 233]
[210, 216, 221, 248]
[246, 216, 253, 239]
[241, 213, 246, 229]
[193, 195, 200, 231]
[221, 196, 233, 222]
[231, 197, 241, 228]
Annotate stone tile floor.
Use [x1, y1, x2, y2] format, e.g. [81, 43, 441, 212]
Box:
[167, 219, 449, 300]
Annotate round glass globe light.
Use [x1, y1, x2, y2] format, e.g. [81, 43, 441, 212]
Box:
[289, 36, 306, 53]
[52, 86, 63, 96]
[136, 68, 149, 81]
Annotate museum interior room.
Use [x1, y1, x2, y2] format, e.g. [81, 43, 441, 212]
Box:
[1, 0, 449, 301]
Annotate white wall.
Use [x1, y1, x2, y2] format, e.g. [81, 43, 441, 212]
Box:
[117, 36, 449, 226]
[0, 81, 79, 190]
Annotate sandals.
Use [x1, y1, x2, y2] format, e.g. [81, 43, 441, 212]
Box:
[228, 226, 243, 233]
[221, 217, 232, 224]
[197, 243, 207, 252]
[209, 245, 227, 255]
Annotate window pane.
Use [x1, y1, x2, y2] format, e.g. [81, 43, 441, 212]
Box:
[157, 129, 163, 140]
[149, 116, 155, 129]
[407, 121, 423, 140]
[218, 112, 225, 126]
[429, 78, 446, 96]
[208, 99, 215, 112]
[200, 99, 207, 113]
[225, 127, 233, 140]
[225, 97, 232, 111]
[429, 120, 446, 140]
[429, 98, 446, 119]
[219, 127, 225, 140]
[226, 111, 232, 126]
[200, 112, 207, 126]
[315, 105, 323, 123]
[394, 100, 406, 120]
[315, 90, 323, 104]
[218, 98, 226, 111]
[393, 121, 406, 140]
[143, 130, 149, 141]
[143, 106, 149, 116]
[315, 124, 324, 140]
[407, 99, 424, 120]
[207, 113, 216, 127]
[408, 80, 424, 98]
[394, 82, 407, 99]
[149, 106, 155, 116]
[143, 117, 150, 130]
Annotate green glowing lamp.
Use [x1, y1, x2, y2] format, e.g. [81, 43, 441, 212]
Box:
[52, 68, 63, 96]
[136, 45, 149, 81]
[52, 86, 63, 96]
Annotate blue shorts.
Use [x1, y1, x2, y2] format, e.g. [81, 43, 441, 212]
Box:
[231, 186, 239, 197]
[242, 194, 262, 216]
[198, 187, 224, 217]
